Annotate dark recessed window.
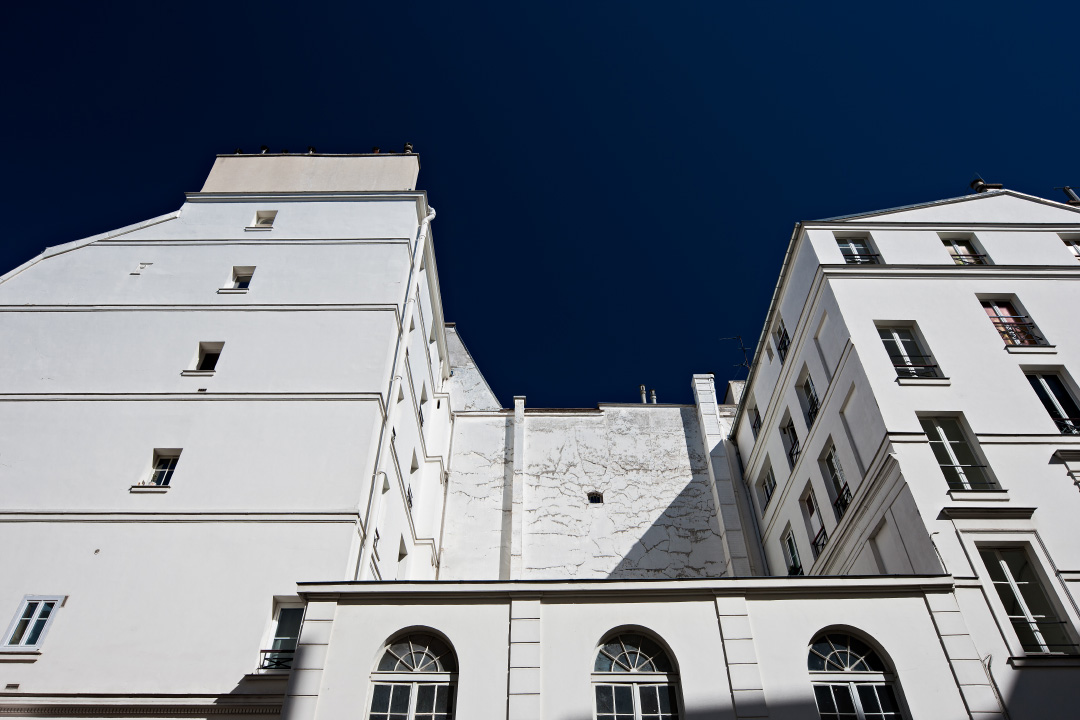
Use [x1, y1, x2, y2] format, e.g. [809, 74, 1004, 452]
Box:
[587, 491, 604, 504]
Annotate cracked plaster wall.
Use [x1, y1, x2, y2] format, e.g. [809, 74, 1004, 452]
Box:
[440, 405, 729, 580]
[443, 326, 500, 412]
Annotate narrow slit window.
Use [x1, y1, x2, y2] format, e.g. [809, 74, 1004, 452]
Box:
[587, 491, 604, 504]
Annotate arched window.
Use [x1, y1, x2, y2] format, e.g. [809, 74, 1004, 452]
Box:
[592, 633, 680, 720]
[369, 633, 456, 720]
[808, 632, 904, 720]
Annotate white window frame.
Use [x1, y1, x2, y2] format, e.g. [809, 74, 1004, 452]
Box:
[368, 634, 458, 720]
[809, 633, 907, 719]
[960, 532, 1080, 658]
[1025, 371, 1080, 435]
[942, 236, 987, 265]
[919, 416, 995, 491]
[877, 326, 939, 378]
[835, 237, 879, 264]
[3, 595, 65, 650]
[783, 528, 803, 575]
[759, 465, 777, 513]
[259, 603, 305, 671]
[1065, 238, 1080, 261]
[249, 210, 278, 229]
[147, 449, 181, 487]
[592, 634, 681, 720]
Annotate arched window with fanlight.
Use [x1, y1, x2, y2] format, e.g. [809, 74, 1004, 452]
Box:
[592, 632, 680, 720]
[369, 633, 456, 720]
[808, 632, 905, 720]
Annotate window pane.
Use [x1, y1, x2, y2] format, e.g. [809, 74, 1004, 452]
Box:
[370, 684, 391, 712]
[389, 684, 411, 713]
[640, 686, 660, 714]
[834, 685, 856, 714]
[273, 608, 304, 649]
[1043, 376, 1080, 418]
[416, 684, 435, 713]
[814, 684, 837, 713]
[614, 685, 634, 713]
[858, 685, 881, 712]
[596, 685, 615, 713]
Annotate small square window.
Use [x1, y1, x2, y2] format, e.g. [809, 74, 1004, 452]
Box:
[835, 236, 880, 264]
[251, 211, 277, 228]
[4, 596, 65, 649]
[148, 450, 181, 486]
[195, 342, 224, 372]
[232, 266, 255, 289]
[941, 236, 989, 265]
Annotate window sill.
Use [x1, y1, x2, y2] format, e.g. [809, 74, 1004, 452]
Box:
[244, 226, 273, 232]
[1008, 655, 1080, 668]
[947, 489, 1009, 501]
[130, 484, 170, 494]
[243, 670, 293, 680]
[217, 288, 249, 294]
[896, 377, 950, 386]
[0, 649, 40, 663]
[180, 370, 216, 377]
[1005, 344, 1056, 354]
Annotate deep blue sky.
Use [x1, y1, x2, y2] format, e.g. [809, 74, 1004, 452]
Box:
[2, 3, 1077, 407]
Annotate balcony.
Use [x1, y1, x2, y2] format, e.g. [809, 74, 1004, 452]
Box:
[260, 648, 295, 670]
[1013, 619, 1080, 655]
[941, 464, 997, 491]
[989, 317, 1046, 347]
[750, 415, 762, 439]
[786, 438, 801, 468]
[1052, 417, 1080, 436]
[891, 355, 942, 379]
[805, 394, 821, 426]
[776, 332, 791, 363]
[832, 484, 852, 521]
[950, 253, 990, 266]
[841, 252, 881, 265]
[788, 562, 804, 576]
[811, 526, 828, 559]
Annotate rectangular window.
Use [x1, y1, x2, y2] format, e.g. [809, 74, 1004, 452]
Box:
[783, 530, 803, 576]
[836, 237, 880, 265]
[758, 466, 776, 512]
[261, 607, 304, 669]
[149, 450, 181, 486]
[804, 490, 827, 559]
[979, 547, 1077, 654]
[251, 210, 277, 228]
[233, 266, 255, 289]
[774, 318, 791, 363]
[1066, 238, 1080, 261]
[782, 419, 801, 469]
[802, 375, 821, 426]
[878, 326, 940, 378]
[981, 299, 1046, 346]
[749, 406, 762, 440]
[594, 684, 678, 720]
[919, 417, 994, 490]
[823, 448, 852, 521]
[1026, 372, 1080, 435]
[943, 238, 989, 265]
[3, 596, 63, 649]
[195, 342, 224, 372]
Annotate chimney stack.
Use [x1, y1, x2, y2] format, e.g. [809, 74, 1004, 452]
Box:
[649, 389, 657, 404]
[639, 385, 647, 404]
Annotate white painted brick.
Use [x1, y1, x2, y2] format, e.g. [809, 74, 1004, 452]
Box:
[941, 634, 980, 660]
[715, 596, 748, 616]
[508, 693, 541, 720]
[509, 667, 542, 695]
[728, 663, 764, 691]
[302, 602, 336, 622]
[731, 688, 768, 718]
[510, 618, 541, 643]
[722, 638, 758, 665]
[510, 642, 541, 668]
[961, 683, 1003, 714]
[720, 614, 754, 640]
[297, 619, 332, 646]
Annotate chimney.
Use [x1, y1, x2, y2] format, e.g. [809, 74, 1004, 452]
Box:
[970, 178, 1004, 193]
[639, 385, 647, 404]
[649, 389, 657, 404]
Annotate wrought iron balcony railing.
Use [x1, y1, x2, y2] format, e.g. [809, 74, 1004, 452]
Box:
[750, 415, 762, 439]
[1013, 619, 1080, 655]
[988, 317, 1047, 346]
[841, 253, 882, 265]
[786, 438, 801, 468]
[811, 526, 828, 559]
[260, 648, 295, 670]
[833, 484, 853, 521]
[806, 394, 821, 426]
[891, 355, 942, 379]
[1052, 417, 1080, 436]
[950, 253, 990, 266]
[941, 464, 997, 492]
[776, 332, 791, 363]
[788, 562, 804, 576]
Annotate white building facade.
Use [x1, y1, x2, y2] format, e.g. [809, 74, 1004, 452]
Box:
[0, 154, 1077, 719]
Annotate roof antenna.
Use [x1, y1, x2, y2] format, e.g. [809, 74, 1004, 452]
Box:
[720, 336, 753, 378]
[1053, 186, 1080, 206]
[970, 173, 1003, 194]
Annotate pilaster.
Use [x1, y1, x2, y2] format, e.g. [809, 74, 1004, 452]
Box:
[507, 596, 541, 720]
[715, 595, 768, 719]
